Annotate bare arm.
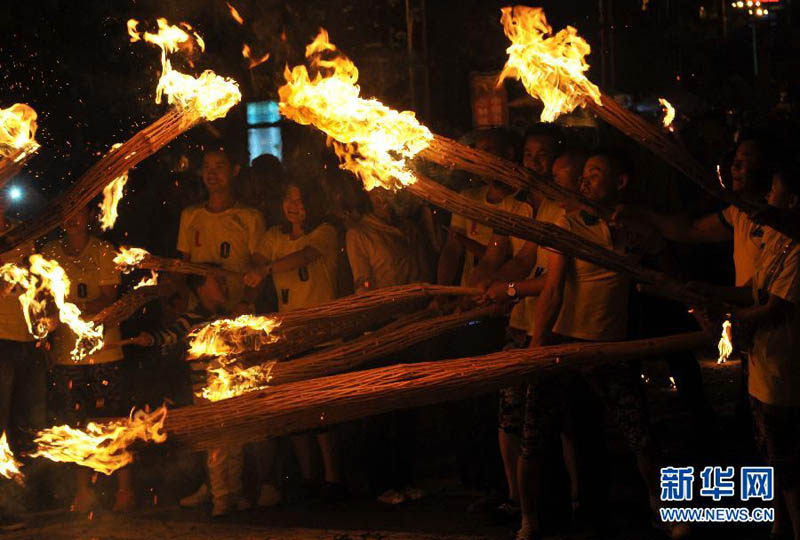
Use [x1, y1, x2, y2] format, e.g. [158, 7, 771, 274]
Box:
[492, 240, 538, 282]
[732, 293, 793, 326]
[649, 212, 731, 243]
[528, 250, 568, 347]
[80, 285, 118, 316]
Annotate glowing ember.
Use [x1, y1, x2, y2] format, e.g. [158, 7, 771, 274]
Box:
[717, 319, 733, 364]
[226, 2, 244, 24]
[716, 164, 725, 189]
[242, 44, 270, 69]
[113, 246, 151, 272]
[0, 103, 40, 162]
[497, 6, 602, 122]
[98, 144, 128, 231]
[201, 361, 276, 402]
[279, 29, 432, 191]
[32, 405, 167, 475]
[658, 98, 675, 131]
[128, 18, 241, 122]
[134, 270, 159, 290]
[668, 376, 677, 389]
[187, 314, 281, 359]
[0, 255, 104, 361]
[0, 431, 24, 484]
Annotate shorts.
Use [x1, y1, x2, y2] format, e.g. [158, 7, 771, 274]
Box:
[751, 397, 800, 488]
[521, 334, 651, 459]
[498, 327, 529, 434]
[49, 360, 130, 426]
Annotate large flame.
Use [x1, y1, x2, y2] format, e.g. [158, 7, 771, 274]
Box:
[32, 406, 167, 475]
[128, 18, 241, 122]
[279, 29, 432, 191]
[0, 431, 24, 484]
[497, 6, 601, 122]
[0, 103, 40, 162]
[114, 246, 151, 273]
[133, 270, 159, 290]
[201, 361, 276, 402]
[98, 144, 129, 231]
[187, 314, 281, 359]
[717, 319, 733, 364]
[0, 255, 104, 361]
[658, 98, 675, 131]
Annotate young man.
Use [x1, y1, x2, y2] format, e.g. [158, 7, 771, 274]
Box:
[476, 148, 586, 524]
[42, 206, 132, 513]
[176, 147, 264, 517]
[518, 152, 681, 539]
[0, 190, 45, 531]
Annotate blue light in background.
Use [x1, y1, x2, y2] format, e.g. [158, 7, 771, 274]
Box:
[247, 101, 283, 164]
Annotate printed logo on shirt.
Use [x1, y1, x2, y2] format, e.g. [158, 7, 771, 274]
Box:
[281, 289, 290, 305]
[534, 266, 545, 278]
[298, 266, 309, 282]
[77, 283, 88, 298]
[220, 241, 231, 259]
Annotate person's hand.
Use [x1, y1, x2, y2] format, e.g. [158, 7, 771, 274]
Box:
[243, 265, 270, 288]
[610, 204, 651, 231]
[483, 281, 514, 304]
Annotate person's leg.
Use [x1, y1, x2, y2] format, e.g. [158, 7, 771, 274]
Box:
[291, 434, 316, 482]
[316, 431, 341, 484]
[498, 384, 524, 503]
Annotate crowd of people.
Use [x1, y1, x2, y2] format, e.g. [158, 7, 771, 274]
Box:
[1, 121, 799, 540]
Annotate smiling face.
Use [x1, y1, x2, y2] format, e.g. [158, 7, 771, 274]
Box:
[766, 173, 798, 210]
[552, 153, 584, 192]
[282, 184, 307, 227]
[580, 155, 627, 204]
[202, 151, 239, 195]
[730, 140, 764, 195]
[522, 135, 557, 176]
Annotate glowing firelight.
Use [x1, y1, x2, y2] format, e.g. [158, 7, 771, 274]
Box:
[497, 6, 602, 122]
[0, 431, 24, 484]
[128, 18, 241, 122]
[226, 2, 244, 24]
[201, 361, 276, 402]
[0, 103, 40, 162]
[279, 29, 433, 191]
[113, 246, 151, 272]
[0, 255, 104, 361]
[98, 143, 129, 231]
[134, 270, 159, 290]
[187, 314, 281, 359]
[716, 164, 726, 189]
[717, 319, 733, 364]
[32, 406, 167, 475]
[242, 44, 270, 69]
[658, 98, 675, 131]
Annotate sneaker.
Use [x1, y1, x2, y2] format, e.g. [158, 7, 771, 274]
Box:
[515, 524, 541, 540]
[179, 483, 210, 508]
[257, 484, 282, 508]
[488, 499, 520, 524]
[377, 488, 406, 505]
[0, 515, 26, 532]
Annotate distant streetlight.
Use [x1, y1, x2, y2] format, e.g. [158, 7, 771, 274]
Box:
[8, 186, 22, 202]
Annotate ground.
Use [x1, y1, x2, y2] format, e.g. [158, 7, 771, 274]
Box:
[6, 355, 776, 540]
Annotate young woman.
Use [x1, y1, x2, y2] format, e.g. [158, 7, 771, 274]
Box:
[244, 180, 344, 500]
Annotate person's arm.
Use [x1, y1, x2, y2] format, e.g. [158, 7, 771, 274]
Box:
[79, 284, 118, 316]
[436, 229, 465, 285]
[616, 206, 732, 243]
[528, 250, 568, 347]
[469, 233, 510, 287]
[732, 293, 793, 327]
[492, 240, 538, 282]
[345, 228, 374, 293]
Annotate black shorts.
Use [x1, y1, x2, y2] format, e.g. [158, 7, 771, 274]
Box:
[498, 327, 530, 434]
[751, 397, 800, 488]
[49, 361, 130, 426]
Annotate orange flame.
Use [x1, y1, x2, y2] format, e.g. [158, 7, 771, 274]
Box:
[0, 255, 104, 361]
[0, 103, 40, 161]
[32, 405, 167, 475]
[279, 29, 432, 191]
[658, 98, 675, 131]
[133, 270, 159, 290]
[0, 431, 24, 484]
[128, 18, 241, 122]
[187, 314, 281, 359]
[497, 6, 601, 122]
[113, 246, 150, 273]
[226, 2, 244, 24]
[717, 319, 733, 364]
[242, 44, 270, 69]
[201, 360, 276, 402]
[98, 144, 128, 231]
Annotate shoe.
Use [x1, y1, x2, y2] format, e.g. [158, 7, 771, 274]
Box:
[257, 484, 282, 508]
[515, 524, 541, 540]
[487, 499, 520, 524]
[179, 483, 210, 508]
[0, 515, 26, 532]
[377, 488, 405, 505]
[320, 481, 347, 503]
[112, 489, 136, 513]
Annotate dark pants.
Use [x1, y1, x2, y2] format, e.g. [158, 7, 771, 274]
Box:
[0, 339, 46, 442]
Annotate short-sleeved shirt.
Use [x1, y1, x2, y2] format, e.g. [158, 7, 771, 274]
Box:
[346, 214, 428, 292]
[450, 185, 532, 286]
[719, 205, 765, 286]
[260, 223, 339, 312]
[509, 198, 565, 334]
[177, 203, 265, 309]
[0, 220, 36, 342]
[42, 236, 123, 365]
[748, 228, 800, 407]
[551, 211, 642, 342]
